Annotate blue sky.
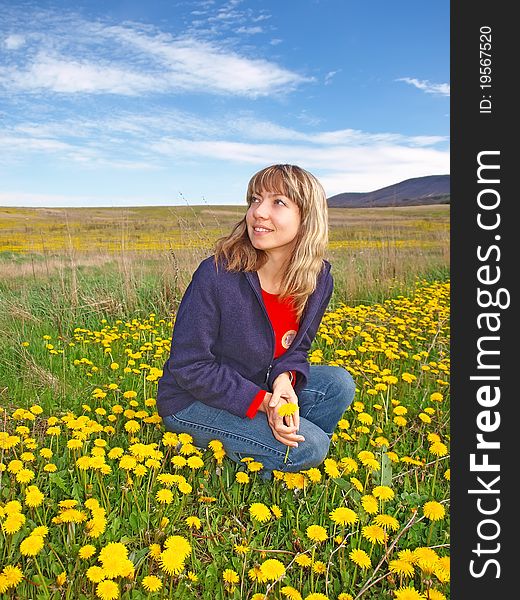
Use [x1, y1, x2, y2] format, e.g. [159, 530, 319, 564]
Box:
[0, 0, 450, 207]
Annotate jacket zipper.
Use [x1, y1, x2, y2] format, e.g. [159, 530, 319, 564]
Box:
[245, 274, 276, 387]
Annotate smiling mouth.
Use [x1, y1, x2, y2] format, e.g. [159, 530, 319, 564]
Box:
[253, 226, 273, 233]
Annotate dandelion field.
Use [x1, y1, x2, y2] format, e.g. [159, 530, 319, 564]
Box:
[0, 205, 450, 599]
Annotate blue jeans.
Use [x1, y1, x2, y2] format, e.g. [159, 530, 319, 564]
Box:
[162, 365, 355, 478]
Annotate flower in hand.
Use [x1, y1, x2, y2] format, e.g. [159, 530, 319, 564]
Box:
[277, 403, 299, 463]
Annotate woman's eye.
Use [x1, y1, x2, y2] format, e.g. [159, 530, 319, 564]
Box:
[275, 198, 287, 206]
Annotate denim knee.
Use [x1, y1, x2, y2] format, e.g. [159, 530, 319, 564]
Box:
[327, 366, 356, 411]
[286, 423, 330, 472]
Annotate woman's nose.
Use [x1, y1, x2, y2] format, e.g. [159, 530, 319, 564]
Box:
[253, 200, 269, 219]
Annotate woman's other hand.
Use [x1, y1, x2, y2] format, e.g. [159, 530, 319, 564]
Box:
[260, 373, 304, 447]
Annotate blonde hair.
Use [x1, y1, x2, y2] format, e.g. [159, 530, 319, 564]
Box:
[214, 164, 329, 318]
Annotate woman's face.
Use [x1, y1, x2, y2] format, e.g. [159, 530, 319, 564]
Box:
[246, 189, 301, 259]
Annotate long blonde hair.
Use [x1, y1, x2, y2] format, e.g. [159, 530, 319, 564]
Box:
[214, 164, 329, 319]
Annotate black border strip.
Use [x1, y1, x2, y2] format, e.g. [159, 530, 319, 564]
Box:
[451, 2, 513, 596]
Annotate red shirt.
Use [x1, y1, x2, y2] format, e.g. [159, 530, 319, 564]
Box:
[246, 289, 299, 418]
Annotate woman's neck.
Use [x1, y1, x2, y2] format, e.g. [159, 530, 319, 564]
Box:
[257, 255, 288, 294]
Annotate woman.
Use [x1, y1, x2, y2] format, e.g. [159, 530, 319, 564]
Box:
[157, 164, 355, 478]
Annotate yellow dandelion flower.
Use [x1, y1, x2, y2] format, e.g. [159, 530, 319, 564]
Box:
[357, 412, 373, 426]
[389, 559, 415, 577]
[20, 534, 44, 556]
[4, 500, 23, 514]
[185, 516, 201, 529]
[330, 507, 358, 526]
[281, 585, 303, 600]
[372, 485, 395, 501]
[324, 458, 340, 478]
[2, 512, 26, 535]
[171, 455, 187, 468]
[198, 495, 216, 503]
[284, 472, 306, 489]
[235, 471, 250, 484]
[419, 413, 432, 424]
[350, 477, 364, 492]
[260, 559, 285, 581]
[373, 514, 400, 531]
[295, 554, 312, 568]
[339, 457, 358, 473]
[249, 502, 271, 523]
[429, 442, 448, 457]
[362, 524, 388, 545]
[124, 420, 140, 434]
[425, 590, 446, 600]
[401, 373, 417, 383]
[2, 565, 23, 588]
[312, 561, 326, 574]
[187, 571, 198, 582]
[413, 547, 439, 564]
[164, 535, 191, 560]
[178, 481, 192, 494]
[306, 524, 328, 542]
[338, 594, 354, 600]
[56, 572, 66, 586]
[423, 501, 446, 521]
[156, 488, 174, 504]
[349, 548, 372, 569]
[149, 544, 162, 560]
[159, 548, 185, 576]
[187, 456, 204, 469]
[96, 579, 119, 600]
[142, 575, 162, 592]
[430, 392, 443, 402]
[234, 544, 250, 555]
[79, 544, 97, 559]
[304, 594, 329, 600]
[222, 569, 239, 584]
[443, 468, 450, 481]
[247, 461, 264, 472]
[271, 505, 282, 519]
[16, 468, 35, 484]
[248, 565, 268, 583]
[361, 495, 379, 515]
[278, 403, 298, 417]
[25, 485, 44, 508]
[393, 586, 426, 599]
[304, 467, 322, 483]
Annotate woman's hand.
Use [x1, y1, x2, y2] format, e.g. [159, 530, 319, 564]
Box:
[260, 372, 304, 448]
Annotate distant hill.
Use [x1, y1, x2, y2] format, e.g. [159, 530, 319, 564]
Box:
[327, 174, 450, 208]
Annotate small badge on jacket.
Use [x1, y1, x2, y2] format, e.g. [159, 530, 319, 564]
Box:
[281, 330, 297, 349]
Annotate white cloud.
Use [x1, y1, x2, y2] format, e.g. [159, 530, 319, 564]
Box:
[1, 52, 160, 95]
[149, 137, 449, 194]
[1, 111, 448, 193]
[324, 69, 341, 85]
[0, 191, 157, 207]
[397, 77, 450, 97]
[4, 33, 25, 49]
[235, 26, 263, 34]
[0, 20, 311, 97]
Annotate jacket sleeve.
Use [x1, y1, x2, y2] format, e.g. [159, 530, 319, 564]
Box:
[268, 272, 333, 394]
[161, 261, 264, 418]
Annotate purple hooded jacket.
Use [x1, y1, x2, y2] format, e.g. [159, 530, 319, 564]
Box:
[156, 256, 333, 419]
